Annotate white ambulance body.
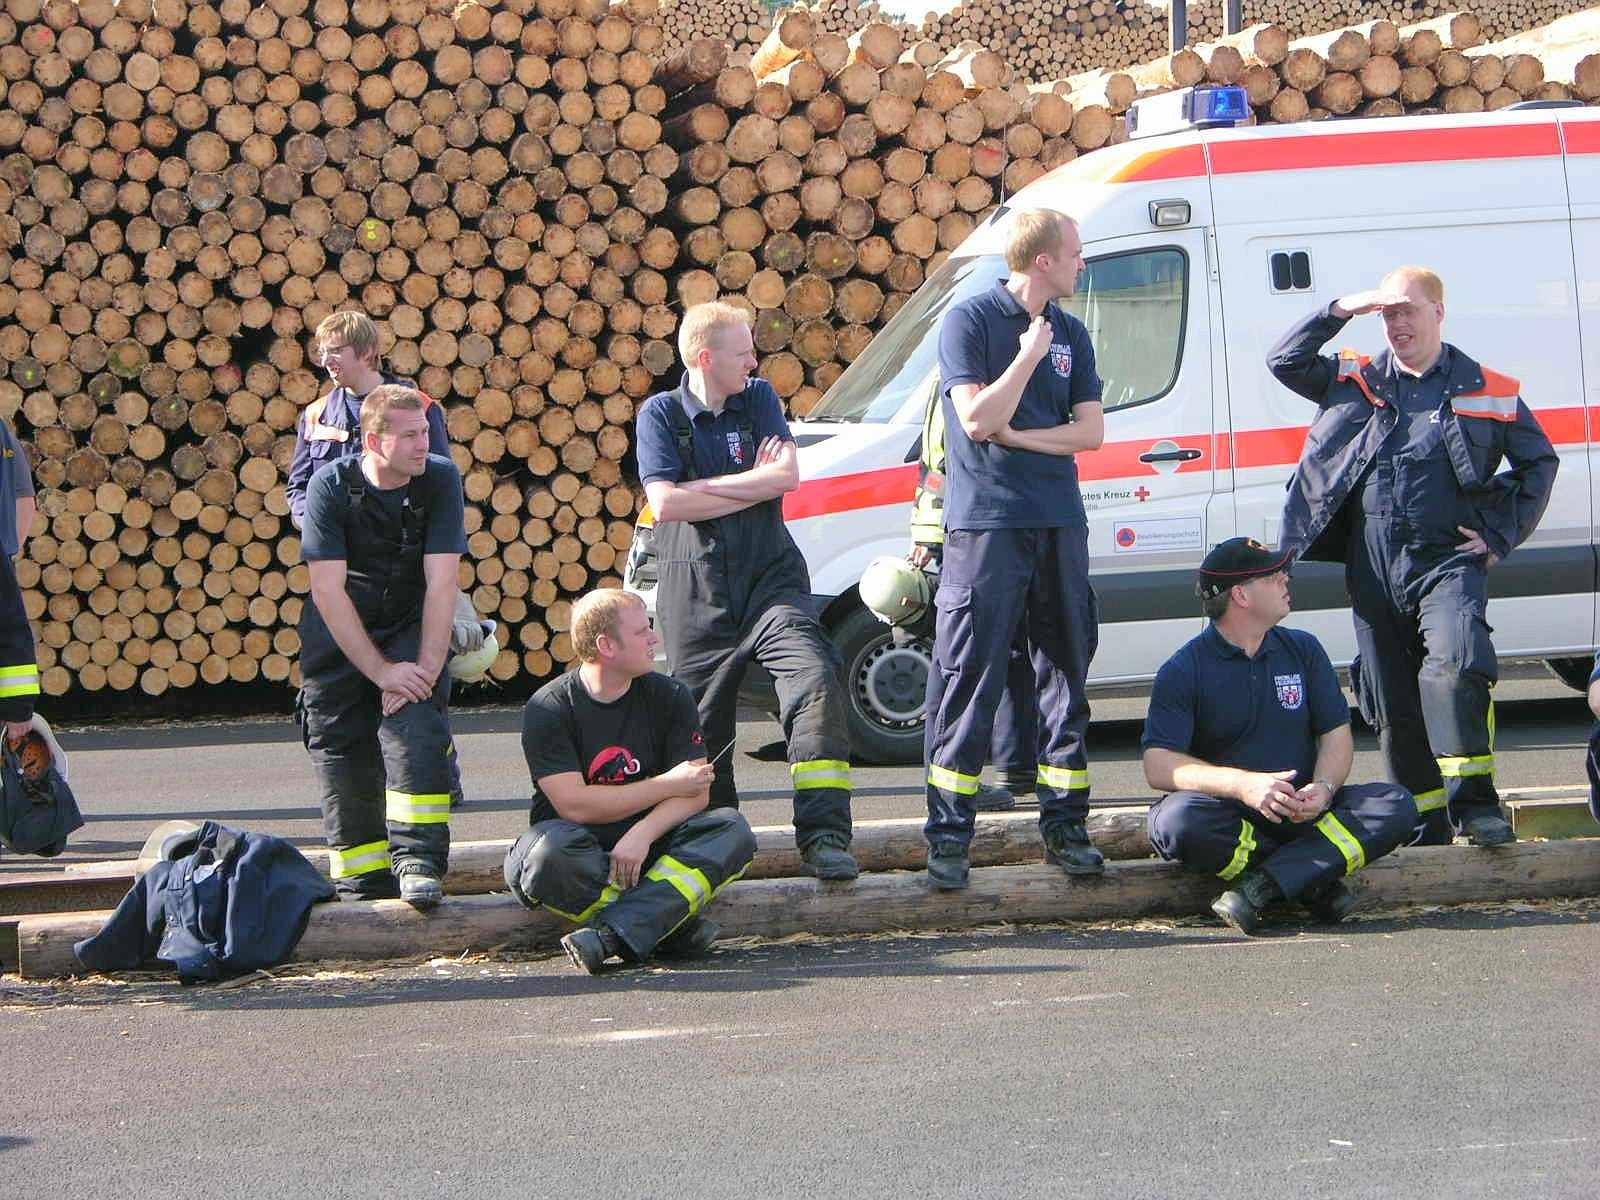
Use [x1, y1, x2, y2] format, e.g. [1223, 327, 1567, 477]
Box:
[628, 98, 1600, 763]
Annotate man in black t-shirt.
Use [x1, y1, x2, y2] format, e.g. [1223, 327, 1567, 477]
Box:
[504, 589, 757, 974]
[299, 386, 466, 909]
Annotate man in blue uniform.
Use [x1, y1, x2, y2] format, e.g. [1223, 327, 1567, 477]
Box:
[504, 588, 756, 974]
[635, 302, 858, 881]
[923, 209, 1105, 890]
[0, 419, 40, 742]
[298, 386, 466, 908]
[288, 311, 477, 807]
[1144, 538, 1418, 935]
[1270, 267, 1558, 847]
[908, 384, 1037, 811]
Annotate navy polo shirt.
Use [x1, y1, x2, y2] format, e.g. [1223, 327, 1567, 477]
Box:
[635, 376, 793, 485]
[936, 280, 1102, 531]
[1141, 623, 1349, 788]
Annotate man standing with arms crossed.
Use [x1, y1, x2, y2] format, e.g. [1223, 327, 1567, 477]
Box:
[1270, 267, 1558, 847]
[298, 386, 465, 908]
[924, 209, 1106, 889]
[635, 302, 858, 881]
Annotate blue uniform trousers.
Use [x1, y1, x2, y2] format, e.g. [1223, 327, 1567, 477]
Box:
[991, 622, 1039, 792]
[925, 525, 1097, 848]
[1147, 782, 1417, 899]
[1348, 521, 1499, 845]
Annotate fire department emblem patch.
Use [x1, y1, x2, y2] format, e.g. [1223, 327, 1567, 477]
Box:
[1274, 673, 1304, 711]
[726, 430, 745, 465]
[1049, 343, 1072, 378]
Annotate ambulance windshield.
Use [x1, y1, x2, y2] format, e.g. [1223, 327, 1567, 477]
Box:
[804, 254, 1007, 423]
[806, 246, 1188, 422]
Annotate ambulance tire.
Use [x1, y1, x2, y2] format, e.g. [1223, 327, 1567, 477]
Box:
[1542, 657, 1592, 693]
[832, 604, 931, 766]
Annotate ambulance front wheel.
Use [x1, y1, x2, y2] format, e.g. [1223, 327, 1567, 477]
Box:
[833, 605, 930, 766]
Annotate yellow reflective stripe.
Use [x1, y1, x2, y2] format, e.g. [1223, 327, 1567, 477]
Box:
[545, 883, 622, 924]
[1487, 699, 1496, 751]
[329, 840, 391, 879]
[646, 854, 712, 914]
[928, 762, 980, 795]
[791, 758, 851, 790]
[1218, 821, 1257, 881]
[1038, 763, 1089, 791]
[1436, 754, 1494, 779]
[1316, 812, 1367, 875]
[385, 790, 452, 824]
[0, 661, 39, 697]
[1414, 787, 1447, 813]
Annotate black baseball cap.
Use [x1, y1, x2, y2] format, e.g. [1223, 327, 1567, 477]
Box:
[1197, 537, 1293, 598]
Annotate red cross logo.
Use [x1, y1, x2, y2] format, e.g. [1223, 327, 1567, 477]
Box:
[1134, 486, 1151, 502]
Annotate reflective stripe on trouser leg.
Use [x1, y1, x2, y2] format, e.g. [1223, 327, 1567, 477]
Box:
[329, 839, 392, 880]
[596, 809, 759, 961]
[0, 661, 40, 698]
[1028, 525, 1096, 832]
[385, 791, 452, 824]
[1315, 812, 1366, 875]
[504, 820, 620, 922]
[792, 759, 851, 791]
[1218, 821, 1258, 881]
[1145, 792, 1274, 881]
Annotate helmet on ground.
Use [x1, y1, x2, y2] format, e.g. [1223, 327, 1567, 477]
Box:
[859, 556, 932, 628]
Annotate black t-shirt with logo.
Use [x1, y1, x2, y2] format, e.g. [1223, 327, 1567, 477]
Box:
[521, 669, 706, 847]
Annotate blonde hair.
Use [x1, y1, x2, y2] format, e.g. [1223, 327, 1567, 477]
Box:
[677, 301, 752, 367]
[1005, 210, 1071, 273]
[1381, 265, 1445, 305]
[571, 588, 643, 663]
[316, 310, 381, 364]
[359, 384, 424, 440]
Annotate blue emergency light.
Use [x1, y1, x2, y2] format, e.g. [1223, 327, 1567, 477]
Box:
[1127, 86, 1251, 140]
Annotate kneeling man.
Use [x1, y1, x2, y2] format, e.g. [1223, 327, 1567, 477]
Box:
[1142, 538, 1418, 935]
[504, 588, 757, 973]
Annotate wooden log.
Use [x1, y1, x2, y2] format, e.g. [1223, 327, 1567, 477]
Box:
[749, 8, 814, 80]
[23, 840, 1600, 978]
[653, 36, 727, 95]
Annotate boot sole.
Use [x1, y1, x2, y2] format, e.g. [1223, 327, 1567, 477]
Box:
[561, 934, 606, 975]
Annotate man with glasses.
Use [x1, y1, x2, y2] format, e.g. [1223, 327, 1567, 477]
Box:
[1142, 537, 1418, 935]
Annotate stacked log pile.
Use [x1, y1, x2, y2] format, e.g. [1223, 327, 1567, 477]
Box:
[2, 1, 1595, 704]
[2, 0, 674, 697]
[911, 0, 1596, 82]
[659, 1, 903, 63]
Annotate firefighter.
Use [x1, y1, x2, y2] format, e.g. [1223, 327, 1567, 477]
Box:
[1270, 267, 1558, 847]
[287, 311, 479, 807]
[504, 589, 757, 974]
[0, 415, 40, 745]
[634, 302, 858, 881]
[923, 209, 1105, 890]
[906, 376, 1038, 811]
[297, 385, 466, 908]
[1144, 538, 1419, 936]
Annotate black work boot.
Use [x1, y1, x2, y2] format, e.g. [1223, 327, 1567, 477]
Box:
[801, 834, 859, 881]
[655, 916, 721, 959]
[1212, 868, 1284, 936]
[1462, 810, 1516, 847]
[971, 781, 1018, 812]
[1300, 876, 1359, 925]
[1043, 820, 1105, 877]
[926, 840, 970, 890]
[397, 868, 443, 911]
[561, 923, 623, 975]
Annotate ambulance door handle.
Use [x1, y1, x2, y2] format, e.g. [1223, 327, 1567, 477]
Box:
[1138, 448, 1203, 463]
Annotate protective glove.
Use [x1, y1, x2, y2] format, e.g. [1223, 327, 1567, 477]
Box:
[449, 590, 486, 654]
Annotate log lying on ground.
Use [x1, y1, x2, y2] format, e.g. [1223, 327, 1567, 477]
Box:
[17, 839, 1600, 979]
[53, 806, 1159, 896]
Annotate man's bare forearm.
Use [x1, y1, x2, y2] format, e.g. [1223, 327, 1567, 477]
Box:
[683, 460, 796, 502]
[416, 559, 458, 678]
[993, 417, 1104, 456]
[1144, 747, 1250, 801]
[646, 481, 757, 523]
[957, 352, 1039, 441]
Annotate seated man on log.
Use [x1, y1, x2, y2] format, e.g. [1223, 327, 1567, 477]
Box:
[1142, 537, 1418, 936]
[298, 385, 464, 909]
[504, 588, 757, 975]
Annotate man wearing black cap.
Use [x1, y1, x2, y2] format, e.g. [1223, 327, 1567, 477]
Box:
[1141, 537, 1418, 935]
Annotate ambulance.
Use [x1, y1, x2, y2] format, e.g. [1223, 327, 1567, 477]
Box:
[627, 91, 1600, 763]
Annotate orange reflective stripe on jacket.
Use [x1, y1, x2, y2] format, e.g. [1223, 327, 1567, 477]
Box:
[1452, 368, 1521, 422]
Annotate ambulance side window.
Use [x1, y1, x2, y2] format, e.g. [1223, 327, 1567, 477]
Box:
[1058, 247, 1187, 414]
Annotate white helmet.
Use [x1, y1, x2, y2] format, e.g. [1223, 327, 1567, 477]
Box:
[448, 631, 500, 682]
[859, 556, 932, 628]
